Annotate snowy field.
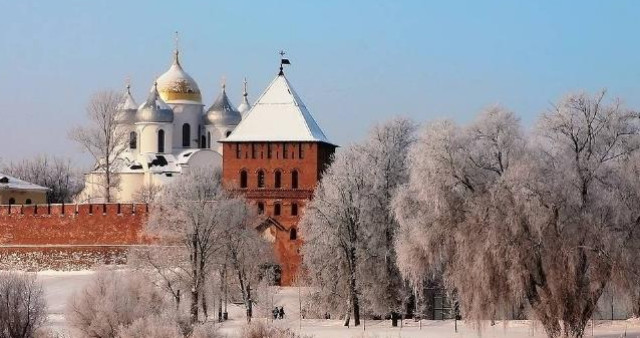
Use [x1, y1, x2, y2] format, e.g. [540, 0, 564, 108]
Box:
[36, 270, 640, 338]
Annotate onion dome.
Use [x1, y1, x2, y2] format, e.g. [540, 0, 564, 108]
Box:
[136, 83, 174, 123]
[205, 83, 242, 126]
[155, 49, 202, 103]
[237, 78, 251, 116]
[115, 84, 138, 124]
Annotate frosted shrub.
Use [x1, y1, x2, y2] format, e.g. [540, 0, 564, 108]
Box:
[116, 315, 183, 338]
[66, 271, 167, 338]
[0, 272, 47, 338]
[240, 321, 312, 338]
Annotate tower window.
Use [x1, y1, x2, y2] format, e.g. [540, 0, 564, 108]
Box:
[236, 144, 241, 159]
[226, 130, 232, 137]
[207, 132, 211, 149]
[25, 199, 32, 205]
[8, 198, 15, 205]
[299, 142, 304, 159]
[290, 228, 297, 240]
[251, 143, 257, 159]
[282, 143, 288, 159]
[274, 171, 282, 188]
[240, 170, 248, 189]
[257, 202, 264, 214]
[267, 144, 272, 159]
[257, 170, 265, 188]
[201, 135, 206, 148]
[274, 203, 281, 216]
[291, 170, 299, 189]
[291, 203, 298, 216]
[129, 132, 137, 149]
[158, 129, 165, 153]
[182, 123, 191, 147]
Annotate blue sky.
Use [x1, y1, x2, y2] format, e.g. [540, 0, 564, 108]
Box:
[1, 0, 640, 164]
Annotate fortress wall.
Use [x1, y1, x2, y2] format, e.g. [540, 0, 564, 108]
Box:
[0, 203, 149, 270]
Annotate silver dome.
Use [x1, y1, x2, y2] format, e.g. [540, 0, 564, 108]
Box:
[205, 85, 242, 126]
[115, 84, 138, 124]
[136, 83, 174, 123]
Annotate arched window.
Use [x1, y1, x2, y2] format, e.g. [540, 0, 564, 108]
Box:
[158, 129, 165, 153]
[274, 203, 281, 216]
[257, 170, 265, 188]
[291, 170, 299, 189]
[129, 132, 137, 149]
[240, 170, 248, 189]
[290, 228, 297, 240]
[257, 202, 264, 214]
[201, 135, 206, 148]
[182, 124, 190, 147]
[8, 198, 15, 205]
[25, 199, 32, 205]
[291, 203, 298, 216]
[274, 171, 282, 188]
[225, 130, 232, 137]
[207, 132, 211, 149]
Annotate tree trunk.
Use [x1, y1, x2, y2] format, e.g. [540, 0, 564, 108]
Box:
[219, 268, 224, 322]
[190, 284, 199, 324]
[246, 283, 252, 324]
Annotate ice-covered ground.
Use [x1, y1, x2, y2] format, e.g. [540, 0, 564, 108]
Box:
[35, 270, 640, 337]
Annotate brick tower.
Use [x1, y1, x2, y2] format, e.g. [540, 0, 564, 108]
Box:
[221, 65, 336, 285]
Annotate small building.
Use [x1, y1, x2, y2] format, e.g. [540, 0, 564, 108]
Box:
[0, 174, 48, 205]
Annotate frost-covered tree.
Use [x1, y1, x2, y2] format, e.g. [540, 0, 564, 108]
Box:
[302, 117, 416, 326]
[0, 272, 47, 338]
[145, 168, 251, 325]
[220, 198, 272, 323]
[69, 90, 126, 202]
[1, 155, 84, 203]
[394, 94, 640, 338]
[358, 118, 416, 319]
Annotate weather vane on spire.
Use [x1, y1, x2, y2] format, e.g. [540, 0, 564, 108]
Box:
[279, 50, 291, 75]
[221, 76, 227, 91]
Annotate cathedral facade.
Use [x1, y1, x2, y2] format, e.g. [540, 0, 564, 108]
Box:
[78, 49, 249, 203]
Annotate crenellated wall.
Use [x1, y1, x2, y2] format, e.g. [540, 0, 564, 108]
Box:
[0, 203, 149, 270]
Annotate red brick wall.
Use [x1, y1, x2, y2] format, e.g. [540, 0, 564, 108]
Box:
[0, 203, 149, 270]
[223, 142, 335, 285]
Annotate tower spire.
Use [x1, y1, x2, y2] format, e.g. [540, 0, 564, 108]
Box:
[173, 31, 181, 65]
[221, 76, 226, 92]
[242, 77, 248, 98]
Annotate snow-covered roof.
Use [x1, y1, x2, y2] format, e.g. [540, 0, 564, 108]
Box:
[222, 74, 334, 145]
[156, 50, 202, 103]
[0, 174, 48, 192]
[116, 84, 138, 124]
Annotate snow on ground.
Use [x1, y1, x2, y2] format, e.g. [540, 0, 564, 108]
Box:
[34, 270, 640, 337]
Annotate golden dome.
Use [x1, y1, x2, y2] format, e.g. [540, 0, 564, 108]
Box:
[155, 51, 202, 103]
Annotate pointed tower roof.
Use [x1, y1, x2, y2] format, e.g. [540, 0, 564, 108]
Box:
[237, 77, 251, 116]
[116, 83, 138, 124]
[205, 82, 242, 126]
[136, 82, 174, 123]
[223, 74, 333, 145]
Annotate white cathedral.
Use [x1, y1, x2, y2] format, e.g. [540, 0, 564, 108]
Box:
[78, 48, 250, 203]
